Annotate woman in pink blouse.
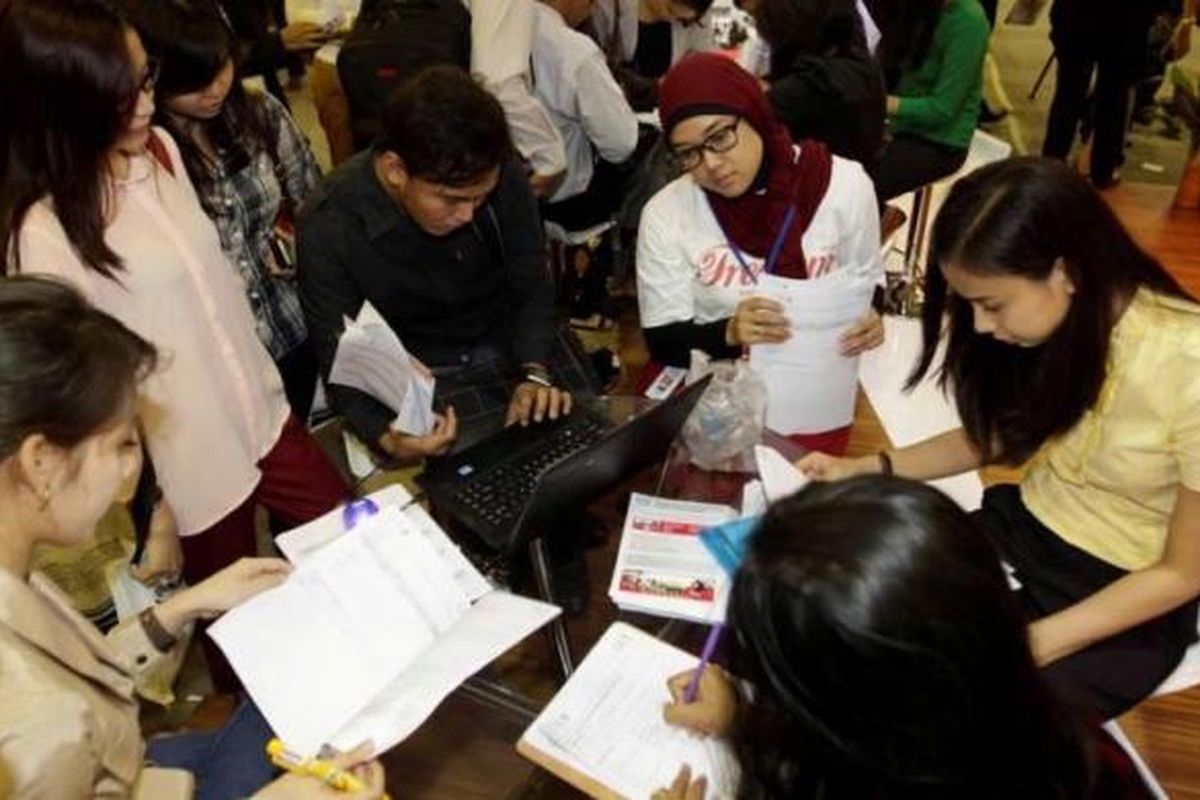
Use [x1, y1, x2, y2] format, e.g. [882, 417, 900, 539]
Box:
[0, 0, 349, 687]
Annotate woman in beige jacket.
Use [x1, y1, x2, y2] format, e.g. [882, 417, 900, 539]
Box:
[0, 276, 384, 799]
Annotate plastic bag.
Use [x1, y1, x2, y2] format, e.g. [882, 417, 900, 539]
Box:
[681, 358, 768, 471]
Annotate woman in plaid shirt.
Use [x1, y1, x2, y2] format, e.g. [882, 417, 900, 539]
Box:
[129, 0, 323, 419]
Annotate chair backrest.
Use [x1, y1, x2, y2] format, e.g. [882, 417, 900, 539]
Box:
[1154, 627, 1200, 696]
[1101, 721, 1169, 800]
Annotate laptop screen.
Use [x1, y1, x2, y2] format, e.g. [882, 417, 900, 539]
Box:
[516, 375, 712, 543]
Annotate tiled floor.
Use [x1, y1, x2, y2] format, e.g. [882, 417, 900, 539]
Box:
[982, 0, 1199, 184]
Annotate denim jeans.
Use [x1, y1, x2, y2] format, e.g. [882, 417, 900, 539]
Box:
[145, 701, 277, 800]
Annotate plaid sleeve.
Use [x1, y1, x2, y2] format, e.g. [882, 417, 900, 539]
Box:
[261, 91, 322, 211]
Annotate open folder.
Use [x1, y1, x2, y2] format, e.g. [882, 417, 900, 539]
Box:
[208, 486, 560, 757]
[608, 493, 737, 624]
[518, 622, 739, 799]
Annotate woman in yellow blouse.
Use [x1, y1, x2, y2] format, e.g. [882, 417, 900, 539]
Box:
[800, 156, 1200, 718]
[0, 276, 384, 799]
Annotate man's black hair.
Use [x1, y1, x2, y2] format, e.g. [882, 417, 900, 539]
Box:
[378, 65, 512, 186]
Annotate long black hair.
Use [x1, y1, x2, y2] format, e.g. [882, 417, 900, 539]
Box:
[120, 0, 278, 219]
[908, 157, 1190, 464]
[0, 0, 142, 278]
[727, 476, 1099, 799]
[869, 0, 942, 78]
[0, 276, 157, 460]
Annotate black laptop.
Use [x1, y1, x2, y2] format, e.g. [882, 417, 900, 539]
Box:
[421, 376, 712, 554]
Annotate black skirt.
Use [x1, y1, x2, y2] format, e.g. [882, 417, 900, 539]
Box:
[973, 484, 1199, 718]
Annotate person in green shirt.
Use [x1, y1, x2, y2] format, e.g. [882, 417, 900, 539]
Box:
[874, 0, 990, 202]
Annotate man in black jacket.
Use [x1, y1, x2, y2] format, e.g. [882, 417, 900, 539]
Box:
[298, 66, 577, 463]
[300, 67, 599, 613]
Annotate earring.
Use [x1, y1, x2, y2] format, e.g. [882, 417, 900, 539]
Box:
[37, 484, 52, 511]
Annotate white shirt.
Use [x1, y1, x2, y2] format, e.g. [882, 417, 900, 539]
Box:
[15, 130, 289, 536]
[637, 149, 881, 329]
[531, 4, 638, 203]
[464, 0, 567, 177]
[857, 0, 882, 54]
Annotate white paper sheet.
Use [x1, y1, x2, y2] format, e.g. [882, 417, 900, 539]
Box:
[608, 493, 736, 623]
[207, 565, 399, 757]
[275, 485, 491, 601]
[521, 622, 738, 799]
[328, 591, 560, 753]
[106, 563, 160, 622]
[329, 301, 435, 436]
[740, 479, 768, 517]
[209, 503, 537, 757]
[747, 273, 874, 435]
[858, 316, 984, 511]
[754, 445, 809, 503]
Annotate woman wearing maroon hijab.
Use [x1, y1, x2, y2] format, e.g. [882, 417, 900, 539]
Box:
[636, 53, 883, 454]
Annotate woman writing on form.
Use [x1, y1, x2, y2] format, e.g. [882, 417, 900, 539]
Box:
[654, 478, 1150, 798]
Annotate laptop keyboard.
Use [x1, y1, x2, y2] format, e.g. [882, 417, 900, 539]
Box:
[452, 415, 606, 530]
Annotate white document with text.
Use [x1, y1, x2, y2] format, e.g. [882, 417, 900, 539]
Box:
[210, 493, 558, 757]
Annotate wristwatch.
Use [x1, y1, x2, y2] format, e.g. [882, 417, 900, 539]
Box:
[522, 362, 554, 388]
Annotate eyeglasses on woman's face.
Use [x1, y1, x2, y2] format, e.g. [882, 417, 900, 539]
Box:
[137, 57, 161, 97]
[122, 56, 160, 107]
[669, 118, 742, 172]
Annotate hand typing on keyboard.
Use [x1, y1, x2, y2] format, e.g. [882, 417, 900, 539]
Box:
[506, 381, 572, 428]
[453, 415, 605, 528]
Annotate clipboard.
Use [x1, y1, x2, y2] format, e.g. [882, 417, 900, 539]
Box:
[516, 738, 624, 799]
[516, 623, 738, 799]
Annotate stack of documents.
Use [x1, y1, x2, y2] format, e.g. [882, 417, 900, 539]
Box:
[746, 271, 874, 435]
[329, 301, 435, 435]
[208, 486, 559, 757]
[519, 622, 739, 799]
[607, 493, 737, 624]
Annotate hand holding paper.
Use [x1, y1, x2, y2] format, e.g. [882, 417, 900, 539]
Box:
[746, 272, 874, 435]
[754, 445, 809, 503]
[329, 302, 436, 437]
[728, 296, 790, 346]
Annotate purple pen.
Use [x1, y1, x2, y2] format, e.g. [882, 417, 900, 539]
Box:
[684, 623, 723, 703]
[341, 497, 380, 530]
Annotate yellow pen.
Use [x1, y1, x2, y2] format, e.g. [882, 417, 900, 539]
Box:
[266, 738, 386, 797]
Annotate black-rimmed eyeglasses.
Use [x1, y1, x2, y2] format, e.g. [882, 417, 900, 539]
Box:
[668, 118, 741, 172]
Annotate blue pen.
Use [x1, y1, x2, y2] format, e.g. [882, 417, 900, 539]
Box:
[341, 497, 379, 530]
[684, 624, 724, 703]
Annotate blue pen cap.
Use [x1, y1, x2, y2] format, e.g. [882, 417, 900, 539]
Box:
[341, 497, 380, 530]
